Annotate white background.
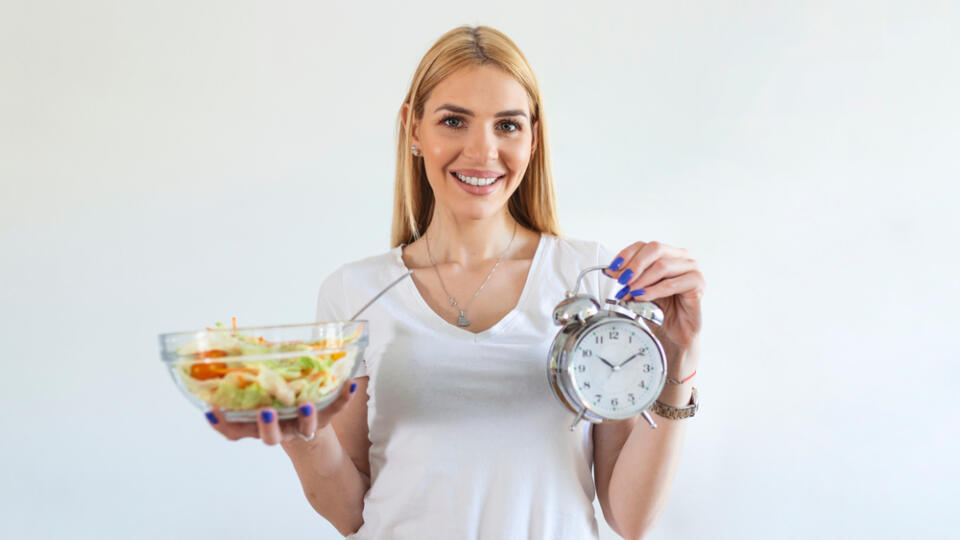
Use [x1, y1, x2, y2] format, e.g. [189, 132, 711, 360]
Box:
[1, 1, 957, 538]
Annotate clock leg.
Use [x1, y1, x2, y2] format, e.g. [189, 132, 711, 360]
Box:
[568, 409, 586, 431]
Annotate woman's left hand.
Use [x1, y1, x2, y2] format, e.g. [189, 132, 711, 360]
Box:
[603, 241, 705, 355]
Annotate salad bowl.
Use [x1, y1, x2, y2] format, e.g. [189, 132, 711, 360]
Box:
[159, 320, 368, 422]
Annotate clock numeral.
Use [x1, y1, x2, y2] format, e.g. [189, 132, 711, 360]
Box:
[576, 364, 587, 372]
[595, 336, 604, 345]
[628, 393, 636, 403]
[628, 335, 633, 344]
[643, 364, 653, 373]
[639, 380, 646, 389]
[583, 381, 591, 389]
[582, 349, 593, 358]
[610, 398, 619, 406]
[594, 394, 602, 403]
[639, 347, 648, 355]
[609, 330, 619, 340]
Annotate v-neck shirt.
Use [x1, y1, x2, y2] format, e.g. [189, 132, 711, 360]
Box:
[314, 233, 620, 540]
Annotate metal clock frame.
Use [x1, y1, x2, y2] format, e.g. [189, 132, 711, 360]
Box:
[547, 265, 669, 431]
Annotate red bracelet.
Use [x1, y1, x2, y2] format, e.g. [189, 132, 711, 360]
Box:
[666, 370, 696, 385]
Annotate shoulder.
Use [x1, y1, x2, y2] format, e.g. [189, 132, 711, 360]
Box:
[321, 246, 405, 289]
[545, 234, 615, 266]
[316, 246, 407, 312]
[542, 234, 620, 300]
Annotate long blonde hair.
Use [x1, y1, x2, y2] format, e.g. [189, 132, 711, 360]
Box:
[391, 25, 561, 247]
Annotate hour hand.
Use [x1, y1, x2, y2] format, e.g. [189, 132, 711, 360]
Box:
[597, 356, 617, 370]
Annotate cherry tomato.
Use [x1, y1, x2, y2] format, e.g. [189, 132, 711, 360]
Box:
[190, 362, 228, 380]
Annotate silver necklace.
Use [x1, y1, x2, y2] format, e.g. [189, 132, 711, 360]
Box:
[425, 222, 518, 327]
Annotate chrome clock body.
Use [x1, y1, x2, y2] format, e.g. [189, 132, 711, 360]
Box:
[547, 265, 668, 430]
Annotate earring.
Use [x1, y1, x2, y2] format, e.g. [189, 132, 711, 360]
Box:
[411, 145, 421, 157]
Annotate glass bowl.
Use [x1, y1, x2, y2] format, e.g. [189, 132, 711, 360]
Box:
[159, 321, 368, 422]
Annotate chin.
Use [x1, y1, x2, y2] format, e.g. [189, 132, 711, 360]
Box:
[454, 203, 504, 221]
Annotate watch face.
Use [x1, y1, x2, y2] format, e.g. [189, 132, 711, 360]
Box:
[568, 320, 665, 419]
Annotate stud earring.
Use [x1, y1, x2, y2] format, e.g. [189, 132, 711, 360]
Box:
[411, 145, 421, 157]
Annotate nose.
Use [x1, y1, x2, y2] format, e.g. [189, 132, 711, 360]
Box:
[463, 126, 498, 162]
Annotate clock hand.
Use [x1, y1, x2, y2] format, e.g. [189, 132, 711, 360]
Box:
[618, 353, 640, 368]
[597, 356, 617, 371]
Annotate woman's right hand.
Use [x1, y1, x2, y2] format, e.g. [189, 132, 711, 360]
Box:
[204, 380, 358, 445]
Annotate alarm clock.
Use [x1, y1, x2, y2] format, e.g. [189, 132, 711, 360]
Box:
[547, 264, 668, 431]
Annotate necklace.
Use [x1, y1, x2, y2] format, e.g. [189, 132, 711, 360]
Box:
[425, 222, 518, 328]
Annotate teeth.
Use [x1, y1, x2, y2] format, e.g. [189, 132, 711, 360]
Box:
[454, 172, 499, 186]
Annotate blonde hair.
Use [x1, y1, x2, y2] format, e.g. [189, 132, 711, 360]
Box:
[391, 25, 561, 247]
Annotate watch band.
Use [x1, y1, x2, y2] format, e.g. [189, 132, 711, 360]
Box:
[651, 387, 699, 420]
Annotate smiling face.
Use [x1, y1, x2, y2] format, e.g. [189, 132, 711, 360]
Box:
[409, 65, 538, 222]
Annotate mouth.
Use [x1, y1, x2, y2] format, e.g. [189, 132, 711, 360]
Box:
[449, 170, 506, 187]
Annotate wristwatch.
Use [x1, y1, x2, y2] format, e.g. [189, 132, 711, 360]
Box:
[651, 387, 699, 420]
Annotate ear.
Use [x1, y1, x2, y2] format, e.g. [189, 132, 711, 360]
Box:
[400, 102, 422, 148]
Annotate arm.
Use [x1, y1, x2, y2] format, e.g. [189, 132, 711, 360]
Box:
[598, 239, 705, 538]
[282, 376, 372, 536]
[594, 343, 699, 540]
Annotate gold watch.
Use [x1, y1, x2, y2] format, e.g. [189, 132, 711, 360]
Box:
[651, 387, 699, 420]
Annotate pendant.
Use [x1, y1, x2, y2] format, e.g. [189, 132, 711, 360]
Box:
[457, 311, 471, 327]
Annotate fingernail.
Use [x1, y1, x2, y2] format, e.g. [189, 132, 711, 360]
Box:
[609, 257, 624, 271]
[350, 381, 357, 394]
[299, 404, 313, 417]
[615, 285, 630, 299]
[618, 269, 634, 285]
[205, 411, 218, 425]
[630, 289, 646, 296]
[261, 410, 274, 423]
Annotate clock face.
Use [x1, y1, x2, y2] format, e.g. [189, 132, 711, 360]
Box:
[568, 320, 664, 419]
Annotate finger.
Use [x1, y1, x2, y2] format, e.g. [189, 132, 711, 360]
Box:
[633, 270, 706, 303]
[316, 380, 358, 426]
[297, 402, 319, 440]
[617, 241, 686, 287]
[206, 407, 259, 441]
[257, 408, 283, 446]
[625, 257, 698, 291]
[602, 242, 646, 279]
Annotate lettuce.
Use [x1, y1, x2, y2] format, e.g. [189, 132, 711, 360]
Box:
[210, 381, 268, 409]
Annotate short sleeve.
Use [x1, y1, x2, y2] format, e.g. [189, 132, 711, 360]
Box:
[315, 267, 368, 378]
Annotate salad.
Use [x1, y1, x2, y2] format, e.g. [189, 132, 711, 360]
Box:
[174, 321, 360, 411]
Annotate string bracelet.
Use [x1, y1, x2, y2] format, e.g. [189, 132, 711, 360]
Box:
[666, 369, 697, 385]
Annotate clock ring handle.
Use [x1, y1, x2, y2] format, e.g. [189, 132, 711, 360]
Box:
[566, 264, 611, 298]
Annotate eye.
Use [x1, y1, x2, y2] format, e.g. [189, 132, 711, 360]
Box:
[498, 119, 521, 133]
[441, 115, 465, 129]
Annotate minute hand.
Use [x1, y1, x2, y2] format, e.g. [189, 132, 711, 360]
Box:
[617, 352, 641, 368]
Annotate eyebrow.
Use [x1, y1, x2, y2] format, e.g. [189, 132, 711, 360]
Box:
[434, 104, 528, 118]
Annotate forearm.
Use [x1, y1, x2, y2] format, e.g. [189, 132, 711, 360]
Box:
[608, 347, 699, 539]
[282, 424, 369, 535]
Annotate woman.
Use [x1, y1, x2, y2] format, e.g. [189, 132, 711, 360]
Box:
[206, 25, 704, 539]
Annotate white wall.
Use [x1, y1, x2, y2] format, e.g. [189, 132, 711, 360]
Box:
[1, 1, 957, 538]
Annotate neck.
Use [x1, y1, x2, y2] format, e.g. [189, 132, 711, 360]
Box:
[424, 207, 518, 268]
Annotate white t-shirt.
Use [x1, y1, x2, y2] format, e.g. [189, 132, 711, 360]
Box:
[315, 233, 620, 540]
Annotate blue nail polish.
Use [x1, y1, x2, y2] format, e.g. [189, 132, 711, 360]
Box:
[350, 381, 357, 394]
[205, 411, 218, 425]
[615, 285, 630, 299]
[630, 289, 646, 296]
[261, 410, 274, 423]
[299, 404, 313, 417]
[609, 257, 624, 271]
[618, 269, 634, 285]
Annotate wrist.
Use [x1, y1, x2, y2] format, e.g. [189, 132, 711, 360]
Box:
[657, 381, 695, 408]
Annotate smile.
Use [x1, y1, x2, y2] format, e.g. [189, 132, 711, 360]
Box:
[451, 171, 504, 187]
